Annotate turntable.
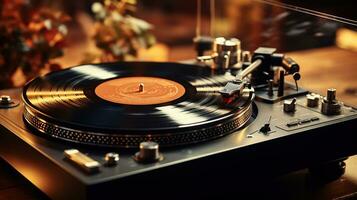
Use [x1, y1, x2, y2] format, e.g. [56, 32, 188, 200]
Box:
[1, 1, 357, 200]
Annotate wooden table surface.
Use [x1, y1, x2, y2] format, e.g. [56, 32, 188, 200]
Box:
[0, 159, 48, 200]
[0, 46, 356, 199]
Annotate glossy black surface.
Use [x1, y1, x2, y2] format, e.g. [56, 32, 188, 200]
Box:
[23, 62, 253, 136]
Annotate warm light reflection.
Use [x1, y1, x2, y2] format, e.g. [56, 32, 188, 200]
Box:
[157, 105, 208, 125]
[27, 91, 84, 96]
[27, 90, 86, 105]
[190, 74, 233, 89]
[190, 79, 213, 87]
[30, 95, 87, 105]
[70, 64, 117, 79]
[336, 28, 357, 51]
[178, 101, 229, 115]
[196, 86, 222, 92]
[16, 162, 50, 194]
[236, 128, 247, 143]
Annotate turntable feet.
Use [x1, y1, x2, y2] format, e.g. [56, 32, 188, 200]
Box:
[308, 159, 347, 182]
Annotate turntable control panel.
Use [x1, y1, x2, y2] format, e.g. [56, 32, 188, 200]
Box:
[267, 88, 354, 132]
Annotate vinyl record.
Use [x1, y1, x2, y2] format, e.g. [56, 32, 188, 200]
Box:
[23, 62, 254, 148]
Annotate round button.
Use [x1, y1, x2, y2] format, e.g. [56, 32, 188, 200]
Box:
[283, 98, 296, 113]
[306, 93, 319, 107]
[104, 152, 119, 166]
[134, 141, 163, 163]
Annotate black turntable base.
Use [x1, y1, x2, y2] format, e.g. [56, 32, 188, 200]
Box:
[0, 61, 356, 199]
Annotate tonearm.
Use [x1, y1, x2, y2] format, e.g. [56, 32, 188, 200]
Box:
[196, 37, 302, 100]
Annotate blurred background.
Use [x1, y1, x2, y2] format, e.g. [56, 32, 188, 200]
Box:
[1, 1, 357, 199]
[0, 0, 356, 105]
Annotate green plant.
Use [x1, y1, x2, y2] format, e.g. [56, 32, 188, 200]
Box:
[0, 0, 69, 88]
[85, 0, 156, 62]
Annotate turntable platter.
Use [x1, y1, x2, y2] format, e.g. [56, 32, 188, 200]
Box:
[22, 62, 255, 147]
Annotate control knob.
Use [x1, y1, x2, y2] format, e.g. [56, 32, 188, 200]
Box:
[134, 141, 163, 163]
[283, 98, 296, 113]
[104, 152, 119, 166]
[306, 93, 319, 107]
[321, 88, 341, 115]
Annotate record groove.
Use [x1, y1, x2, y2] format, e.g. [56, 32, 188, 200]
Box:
[22, 62, 255, 148]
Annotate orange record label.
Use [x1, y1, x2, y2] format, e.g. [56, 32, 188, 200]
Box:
[95, 76, 186, 105]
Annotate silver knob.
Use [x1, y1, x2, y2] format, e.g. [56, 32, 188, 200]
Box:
[213, 37, 241, 69]
[283, 98, 296, 113]
[104, 152, 119, 166]
[0, 95, 11, 105]
[326, 88, 336, 102]
[214, 37, 240, 54]
[306, 93, 319, 107]
[134, 141, 163, 163]
[197, 37, 242, 70]
[321, 88, 341, 115]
